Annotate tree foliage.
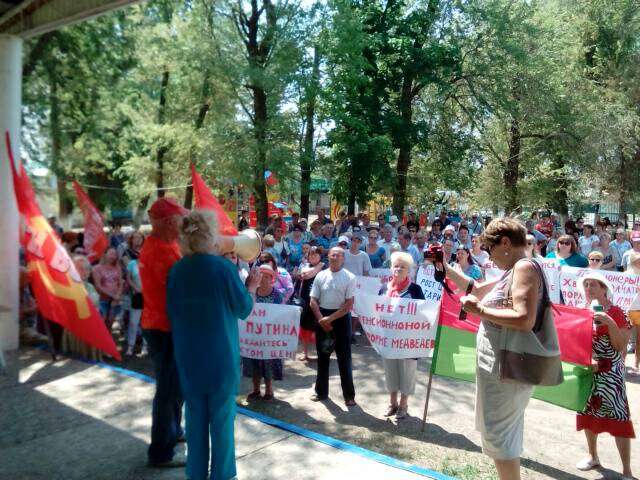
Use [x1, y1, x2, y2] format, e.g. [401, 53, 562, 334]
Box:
[20, 0, 640, 222]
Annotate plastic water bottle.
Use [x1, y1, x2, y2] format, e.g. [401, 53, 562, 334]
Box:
[591, 299, 603, 326]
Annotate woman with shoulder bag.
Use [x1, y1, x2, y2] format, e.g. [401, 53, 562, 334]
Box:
[437, 217, 562, 480]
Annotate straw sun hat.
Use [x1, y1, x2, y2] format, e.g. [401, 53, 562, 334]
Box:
[577, 271, 614, 301]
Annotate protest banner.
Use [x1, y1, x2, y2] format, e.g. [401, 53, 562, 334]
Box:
[416, 264, 444, 302]
[354, 292, 439, 359]
[239, 303, 301, 360]
[353, 275, 384, 316]
[370, 268, 393, 283]
[539, 258, 561, 303]
[558, 266, 640, 310]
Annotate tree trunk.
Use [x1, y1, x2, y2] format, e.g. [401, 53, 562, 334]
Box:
[184, 72, 211, 209]
[504, 117, 521, 214]
[300, 46, 320, 219]
[49, 71, 72, 220]
[550, 154, 569, 216]
[133, 195, 151, 228]
[347, 191, 356, 215]
[392, 77, 413, 216]
[619, 146, 628, 227]
[253, 86, 269, 229]
[156, 69, 170, 198]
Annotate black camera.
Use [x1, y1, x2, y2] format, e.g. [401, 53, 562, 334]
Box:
[424, 243, 444, 263]
[424, 243, 446, 283]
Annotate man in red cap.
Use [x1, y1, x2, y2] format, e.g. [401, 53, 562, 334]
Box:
[139, 196, 188, 467]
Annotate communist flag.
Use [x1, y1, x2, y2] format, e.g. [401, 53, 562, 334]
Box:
[6, 132, 121, 360]
[432, 280, 593, 411]
[191, 164, 238, 235]
[72, 181, 108, 264]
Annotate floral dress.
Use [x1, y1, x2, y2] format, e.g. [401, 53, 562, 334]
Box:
[577, 306, 635, 438]
[241, 289, 284, 381]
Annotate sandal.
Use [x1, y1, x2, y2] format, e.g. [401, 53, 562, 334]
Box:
[384, 405, 398, 417]
[246, 391, 261, 401]
[395, 407, 408, 419]
[576, 457, 600, 471]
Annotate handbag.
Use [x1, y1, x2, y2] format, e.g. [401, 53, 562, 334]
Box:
[131, 292, 143, 310]
[498, 259, 564, 386]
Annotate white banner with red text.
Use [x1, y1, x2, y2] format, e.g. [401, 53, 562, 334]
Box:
[354, 292, 439, 359]
[239, 303, 302, 360]
[416, 264, 444, 302]
[558, 266, 640, 310]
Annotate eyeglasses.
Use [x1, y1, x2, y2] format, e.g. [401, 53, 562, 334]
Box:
[589, 258, 602, 263]
[558, 241, 571, 246]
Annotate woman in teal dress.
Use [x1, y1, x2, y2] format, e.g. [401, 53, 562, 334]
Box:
[546, 234, 589, 267]
[167, 210, 257, 480]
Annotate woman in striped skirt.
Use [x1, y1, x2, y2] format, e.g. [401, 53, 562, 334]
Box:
[576, 272, 634, 479]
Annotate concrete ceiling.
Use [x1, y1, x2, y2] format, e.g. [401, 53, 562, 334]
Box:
[0, 0, 142, 38]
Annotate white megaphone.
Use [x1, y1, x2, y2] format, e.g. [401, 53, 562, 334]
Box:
[218, 229, 262, 262]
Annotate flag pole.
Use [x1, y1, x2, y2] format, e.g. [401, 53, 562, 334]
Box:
[421, 310, 443, 433]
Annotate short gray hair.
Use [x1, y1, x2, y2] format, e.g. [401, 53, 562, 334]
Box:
[180, 209, 219, 255]
[390, 251, 414, 269]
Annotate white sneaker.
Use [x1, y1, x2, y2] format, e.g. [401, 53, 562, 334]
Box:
[125, 346, 134, 356]
[576, 457, 600, 471]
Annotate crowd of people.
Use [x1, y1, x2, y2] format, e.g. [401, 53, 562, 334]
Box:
[17, 205, 639, 480]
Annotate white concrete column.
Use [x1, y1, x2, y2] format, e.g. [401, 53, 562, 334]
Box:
[0, 35, 23, 352]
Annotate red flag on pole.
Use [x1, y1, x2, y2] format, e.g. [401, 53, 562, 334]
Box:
[6, 132, 121, 360]
[191, 164, 238, 235]
[72, 181, 108, 264]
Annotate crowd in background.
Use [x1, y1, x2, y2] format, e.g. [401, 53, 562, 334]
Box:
[18, 207, 640, 360]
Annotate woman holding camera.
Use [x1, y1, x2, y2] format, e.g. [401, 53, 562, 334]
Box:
[437, 218, 554, 480]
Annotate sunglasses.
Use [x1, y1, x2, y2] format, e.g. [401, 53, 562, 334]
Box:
[558, 241, 571, 246]
[589, 258, 602, 262]
[526, 242, 533, 246]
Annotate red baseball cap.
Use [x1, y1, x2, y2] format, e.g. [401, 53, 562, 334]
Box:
[148, 197, 188, 219]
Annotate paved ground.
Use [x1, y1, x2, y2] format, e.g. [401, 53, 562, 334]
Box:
[117, 336, 639, 480]
[0, 348, 448, 480]
[3, 340, 639, 480]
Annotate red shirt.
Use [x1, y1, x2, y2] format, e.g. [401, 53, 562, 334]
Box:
[139, 235, 181, 331]
[595, 305, 628, 337]
[536, 221, 553, 238]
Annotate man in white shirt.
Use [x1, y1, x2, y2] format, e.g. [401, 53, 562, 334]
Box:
[378, 224, 400, 260]
[309, 247, 357, 406]
[343, 234, 372, 276]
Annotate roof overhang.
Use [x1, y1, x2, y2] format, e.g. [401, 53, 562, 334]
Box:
[0, 0, 142, 38]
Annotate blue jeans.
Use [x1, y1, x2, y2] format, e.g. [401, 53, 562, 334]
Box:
[142, 329, 184, 463]
[185, 394, 237, 480]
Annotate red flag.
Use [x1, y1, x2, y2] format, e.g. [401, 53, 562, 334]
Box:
[72, 181, 108, 264]
[191, 164, 238, 235]
[6, 132, 121, 360]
